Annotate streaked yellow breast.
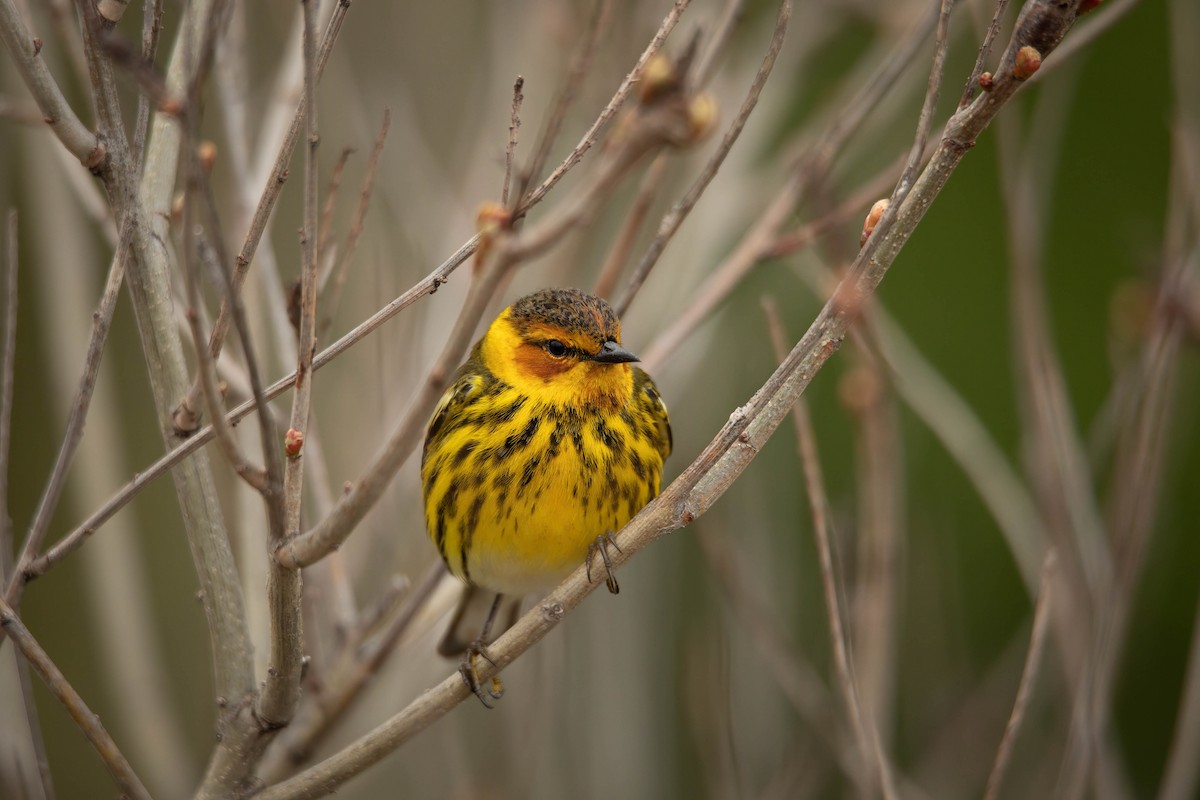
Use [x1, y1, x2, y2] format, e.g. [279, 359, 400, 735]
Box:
[422, 388, 665, 595]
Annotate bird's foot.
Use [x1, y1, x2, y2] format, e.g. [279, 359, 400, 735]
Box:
[459, 639, 504, 709]
[586, 531, 622, 594]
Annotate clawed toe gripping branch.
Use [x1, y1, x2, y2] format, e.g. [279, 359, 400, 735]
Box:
[587, 531, 623, 594]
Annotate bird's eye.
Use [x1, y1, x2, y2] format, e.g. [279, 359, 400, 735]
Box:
[546, 340, 568, 358]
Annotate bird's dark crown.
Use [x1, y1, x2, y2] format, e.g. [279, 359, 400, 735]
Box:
[508, 287, 621, 345]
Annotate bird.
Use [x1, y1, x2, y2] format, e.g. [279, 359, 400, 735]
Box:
[421, 287, 672, 706]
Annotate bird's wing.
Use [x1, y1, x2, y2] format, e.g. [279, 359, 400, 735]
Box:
[423, 367, 486, 463]
[634, 367, 673, 460]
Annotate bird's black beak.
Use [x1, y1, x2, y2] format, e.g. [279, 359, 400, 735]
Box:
[591, 340, 640, 364]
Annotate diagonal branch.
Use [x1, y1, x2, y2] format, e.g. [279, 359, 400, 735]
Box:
[0, 0, 105, 167]
[0, 598, 151, 800]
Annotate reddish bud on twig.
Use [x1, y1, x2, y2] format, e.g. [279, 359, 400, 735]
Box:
[860, 199, 889, 247]
[475, 202, 510, 235]
[32, 37, 42, 56]
[978, 72, 994, 91]
[284, 428, 304, 458]
[474, 201, 510, 267]
[197, 141, 217, 172]
[1013, 46, 1042, 80]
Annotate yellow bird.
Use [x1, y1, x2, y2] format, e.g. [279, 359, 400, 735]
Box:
[422, 287, 672, 705]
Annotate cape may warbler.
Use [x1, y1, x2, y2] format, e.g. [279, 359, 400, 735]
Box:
[422, 287, 672, 704]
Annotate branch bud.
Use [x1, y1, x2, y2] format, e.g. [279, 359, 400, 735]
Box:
[1013, 46, 1042, 80]
[685, 93, 718, 144]
[474, 201, 510, 267]
[638, 54, 678, 104]
[284, 428, 305, 458]
[197, 140, 217, 173]
[860, 199, 889, 247]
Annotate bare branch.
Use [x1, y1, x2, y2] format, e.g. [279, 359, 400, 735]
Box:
[593, 153, 668, 300]
[24, 235, 476, 582]
[501, 75, 523, 207]
[176, 0, 352, 433]
[0, 598, 152, 800]
[258, 0, 320, 729]
[317, 109, 391, 344]
[0, 0, 105, 168]
[983, 552, 1057, 800]
[515, 0, 612, 207]
[614, 0, 791, 316]
[516, 0, 691, 214]
[961, 0, 1011, 106]
[0, 209, 16, 560]
[763, 297, 898, 800]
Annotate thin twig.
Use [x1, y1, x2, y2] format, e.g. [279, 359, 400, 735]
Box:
[859, 0, 955, 263]
[763, 298, 898, 800]
[0, 598, 152, 800]
[82, 0, 259, 745]
[961, 0, 1010, 106]
[1, 209, 16, 570]
[24, 236, 478, 581]
[177, 0, 352, 431]
[1160, 586, 1200, 800]
[997, 68, 1107, 648]
[515, 0, 612, 207]
[256, 562, 446, 783]
[317, 147, 355, 274]
[696, 528, 853, 775]
[0, 0, 106, 167]
[983, 551, 1057, 800]
[129, 0, 164, 171]
[845, 353, 903, 754]
[592, 153, 669, 300]
[0, 213, 47, 800]
[641, 157, 901, 373]
[692, 0, 747, 88]
[46, 1, 693, 570]
[274, 249, 515, 569]
[501, 75, 524, 207]
[633, 0, 944, 348]
[258, 0, 320, 730]
[317, 109, 391, 344]
[3, 117, 131, 622]
[613, 0, 792, 316]
[182, 175, 268, 491]
[516, 0, 691, 215]
[853, 296, 1046, 591]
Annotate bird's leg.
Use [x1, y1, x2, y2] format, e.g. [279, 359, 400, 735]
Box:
[460, 592, 505, 708]
[586, 531, 622, 594]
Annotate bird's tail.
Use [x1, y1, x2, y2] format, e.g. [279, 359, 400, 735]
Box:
[437, 585, 522, 658]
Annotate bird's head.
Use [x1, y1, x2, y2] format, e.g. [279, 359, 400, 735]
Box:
[481, 288, 639, 410]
